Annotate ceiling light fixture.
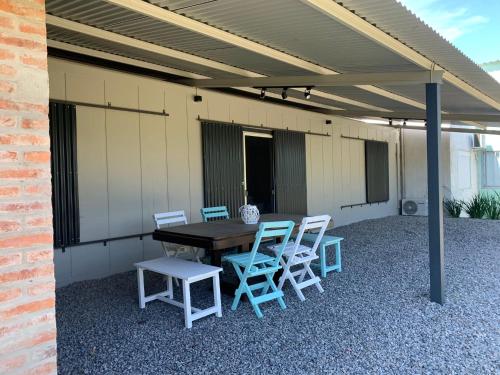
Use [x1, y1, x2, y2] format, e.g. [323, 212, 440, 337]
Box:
[260, 88, 266, 99]
[281, 87, 288, 100]
[304, 87, 312, 99]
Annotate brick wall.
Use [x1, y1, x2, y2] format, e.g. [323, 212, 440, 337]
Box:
[0, 1, 56, 375]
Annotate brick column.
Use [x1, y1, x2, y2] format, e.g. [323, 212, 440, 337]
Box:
[0, 1, 56, 375]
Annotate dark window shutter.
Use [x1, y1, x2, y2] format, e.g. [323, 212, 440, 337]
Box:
[365, 140, 389, 203]
[49, 102, 80, 248]
[201, 122, 244, 218]
[274, 130, 307, 214]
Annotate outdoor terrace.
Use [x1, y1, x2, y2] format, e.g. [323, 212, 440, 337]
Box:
[56, 216, 499, 374]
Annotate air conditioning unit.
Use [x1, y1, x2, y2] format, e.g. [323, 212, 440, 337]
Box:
[402, 199, 428, 216]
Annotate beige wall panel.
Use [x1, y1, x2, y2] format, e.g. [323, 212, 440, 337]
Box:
[47, 65, 65, 100]
[282, 111, 298, 131]
[140, 114, 169, 232]
[109, 238, 143, 274]
[340, 138, 351, 205]
[106, 110, 142, 236]
[303, 118, 313, 213]
[331, 125, 342, 217]
[248, 101, 266, 126]
[54, 249, 71, 287]
[367, 127, 377, 140]
[229, 97, 250, 125]
[143, 236, 164, 260]
[205, 92, 230, 122]
[266, 104, 283, 128]
[322, 129, 334, 215]
[358, 126, 368, 140]
[76, 107, 109, 241]
[308, 119, 324, 214]
[165, 92, 191, 217]
[186, 98, 208, 223]
[105, 74, 139, 109]
[66, 71, 105, 105]
[139, 80, 165, 112]
[71, 244, 110, 283]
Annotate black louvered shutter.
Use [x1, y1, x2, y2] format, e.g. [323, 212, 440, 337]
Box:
[273, 130, 307, 214]
[49, 102, 80, 248]
[201, 122, 244, 218]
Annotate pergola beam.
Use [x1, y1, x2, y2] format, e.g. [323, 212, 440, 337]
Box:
[103, 0, 428, 111]
[322, 109, 500, 124]
[182, 71, 444, 88]
[46, 15, 386, 112]
[301, 0, 500, 111]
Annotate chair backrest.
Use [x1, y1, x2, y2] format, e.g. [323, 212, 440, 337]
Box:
[200, 206, 229, 222]
[293, 215, 331, 256]
[153, 210, 188, 229]
[243, 220, 295, 276]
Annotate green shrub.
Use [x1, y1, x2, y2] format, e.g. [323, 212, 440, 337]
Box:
[444, 198, 462, 218]
[485, 192, 500, 220]
[463, 194, 490, 219]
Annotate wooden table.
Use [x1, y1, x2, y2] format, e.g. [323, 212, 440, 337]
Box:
[152, 213, 305, 294]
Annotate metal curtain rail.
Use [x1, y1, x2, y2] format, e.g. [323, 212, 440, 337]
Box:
[341, 135, 371, 141]
[340, 200, 389, 209]
[55, 232, 153, 251]
[50, 99, 170, 117]
[197, 117, 331, 137]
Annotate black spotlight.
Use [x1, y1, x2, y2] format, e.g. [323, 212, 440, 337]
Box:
[304, 87, 312, 99]
[281, 88, 288, 100]
[260, 88, 266, 99]
[193, 95, 202, 102]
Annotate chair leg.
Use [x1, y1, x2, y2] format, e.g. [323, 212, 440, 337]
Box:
[305, 262, 324, 293]
[320, 244, 327, 278]
[335, 242, 342, 272]
[251, 300, 264, 319]
[265, 273, 286, 310]
[288, 272, 306, 302]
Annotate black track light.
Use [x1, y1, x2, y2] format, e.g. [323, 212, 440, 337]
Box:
[281, 87, 288, 100]
[304, 87, 312, 99]
[260, 88, 266, 99]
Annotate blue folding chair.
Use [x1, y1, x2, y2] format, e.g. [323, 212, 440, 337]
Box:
[201, 206, 230, 222]
[223, 221, 294, 318]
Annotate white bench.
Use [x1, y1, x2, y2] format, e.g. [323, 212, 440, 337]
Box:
[134, 257, 223, 328]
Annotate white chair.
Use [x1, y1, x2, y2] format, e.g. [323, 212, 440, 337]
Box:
[153, 210, 203, 285]
[268, 215, 331, 301]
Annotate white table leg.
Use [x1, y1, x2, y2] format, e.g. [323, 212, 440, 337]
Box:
[137, 268, 146, 309]
[167, 275, 174, 299]
[213, 273, 222, 318]
[182, 280, 192, 329]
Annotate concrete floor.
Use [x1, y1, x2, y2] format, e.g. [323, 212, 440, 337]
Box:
[56, 216, 500, 374]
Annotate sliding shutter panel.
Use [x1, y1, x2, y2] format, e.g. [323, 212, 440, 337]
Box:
[365, 140, 389, 203]
[49, 102, 80, 248]
[201, 122, 244, 218]
[274, 130, 307, 214]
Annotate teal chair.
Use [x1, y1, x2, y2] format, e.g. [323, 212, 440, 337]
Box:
[201, 206, 230, 222]
[223, 221, 294, 318]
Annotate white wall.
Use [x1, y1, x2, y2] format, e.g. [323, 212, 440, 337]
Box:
[402, 128, 479, 202]
[49, 58, 400, 287]
[449, 133, 479, 200]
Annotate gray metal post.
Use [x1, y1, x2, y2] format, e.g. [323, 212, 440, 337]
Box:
[426, 83, 445, 304]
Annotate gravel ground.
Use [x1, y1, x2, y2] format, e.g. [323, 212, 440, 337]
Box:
[56, 216, 500, 375]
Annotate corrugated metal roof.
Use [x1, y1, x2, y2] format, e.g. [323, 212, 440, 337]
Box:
[45, 0, 500, 116]
[338, 0, 500, 102]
